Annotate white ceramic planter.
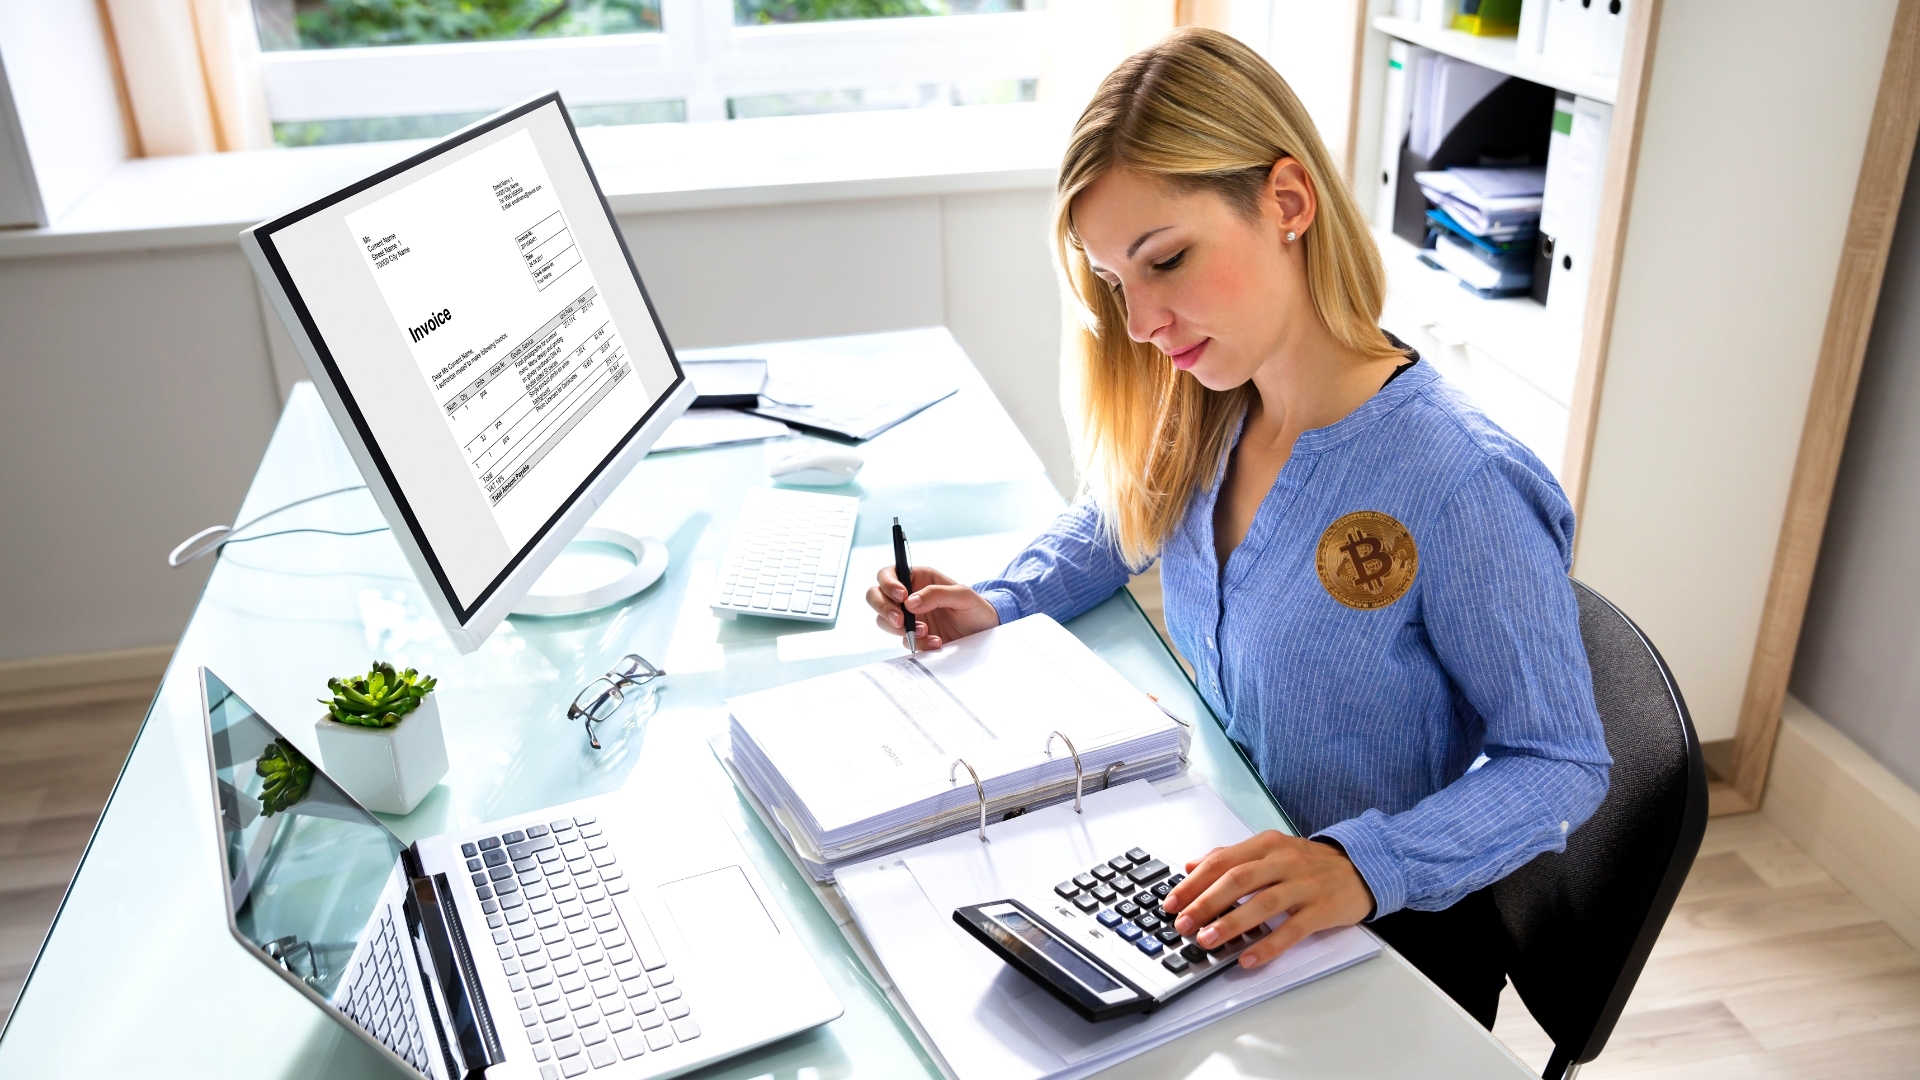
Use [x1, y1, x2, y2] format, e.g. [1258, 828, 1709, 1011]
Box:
[314, 695, 447, 815]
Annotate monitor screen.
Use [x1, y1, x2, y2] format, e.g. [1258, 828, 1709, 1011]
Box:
[246, 96, 684, 630]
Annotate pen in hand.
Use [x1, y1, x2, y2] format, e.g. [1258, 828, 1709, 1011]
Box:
[892, 516, 916, 654]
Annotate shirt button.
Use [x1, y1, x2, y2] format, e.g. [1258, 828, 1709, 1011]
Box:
[1205, 635, 1215, 649]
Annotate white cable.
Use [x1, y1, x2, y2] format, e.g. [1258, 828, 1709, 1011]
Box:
[167, 484, 371, 567]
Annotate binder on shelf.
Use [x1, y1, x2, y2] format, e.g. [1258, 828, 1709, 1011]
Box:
[1516, 0, 1549, 58]
[1541, 0, 1595, 77]
[721, 614, 1190, 882]
[1592, 0, 1630, 79]
[1538, 92, 1613, 337]
[1419, 0, 1458, 29]
[1375, 40, 1435, 231]
[1452, 0, 1521, 36]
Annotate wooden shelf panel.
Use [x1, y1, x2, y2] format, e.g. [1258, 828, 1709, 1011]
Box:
[1372, 15, 1618, 104]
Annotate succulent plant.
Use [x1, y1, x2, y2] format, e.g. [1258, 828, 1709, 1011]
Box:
[321, 661, 438, 729]
[256, 737, 314, 816]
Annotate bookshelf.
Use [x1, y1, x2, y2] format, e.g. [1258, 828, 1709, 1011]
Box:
[1340, 0, 1920, 814]
[1370, 15, 1617, 104]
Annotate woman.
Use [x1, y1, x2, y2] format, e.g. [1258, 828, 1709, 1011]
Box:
[864, 28, 1610, 1027]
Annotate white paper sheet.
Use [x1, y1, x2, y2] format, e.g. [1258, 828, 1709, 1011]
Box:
[648, 408, 792, 452]
[837, 781, 1381, 1080]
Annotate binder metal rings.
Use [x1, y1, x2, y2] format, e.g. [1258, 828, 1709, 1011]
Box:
[1045, 731, 1085, 814]
[949, 758, 989, 843]
[1102, 761, 1126, 791]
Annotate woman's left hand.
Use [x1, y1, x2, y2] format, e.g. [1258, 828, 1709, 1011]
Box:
[1162, 831, 1375, 968]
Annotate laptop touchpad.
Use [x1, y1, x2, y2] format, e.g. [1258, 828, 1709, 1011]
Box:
[659, 865, 779, 955]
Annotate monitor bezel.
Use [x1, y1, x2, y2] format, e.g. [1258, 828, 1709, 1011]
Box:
[239, 91, 693, 652]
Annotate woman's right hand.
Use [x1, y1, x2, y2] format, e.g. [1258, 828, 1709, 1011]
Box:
[867, 565, 1000, 650]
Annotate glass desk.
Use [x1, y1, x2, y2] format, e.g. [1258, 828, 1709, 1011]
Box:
[0, 329, 1531, 1078]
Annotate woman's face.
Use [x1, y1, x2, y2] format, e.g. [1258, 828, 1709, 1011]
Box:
[1073, 165, 1312, 392]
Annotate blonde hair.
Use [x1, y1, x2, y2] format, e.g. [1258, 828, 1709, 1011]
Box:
[1054, 27, 1405, 566]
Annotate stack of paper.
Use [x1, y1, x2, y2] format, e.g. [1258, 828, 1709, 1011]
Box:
[836, 779, 1381, 1080]
[1414, 166, 1546, 241]
[726, 615, 1188, 881]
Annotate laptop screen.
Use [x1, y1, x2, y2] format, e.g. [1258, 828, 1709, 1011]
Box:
[203, 669, 407, 1001]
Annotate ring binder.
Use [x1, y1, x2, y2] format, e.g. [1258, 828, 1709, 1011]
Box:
[1045, 731, 1085, 813]
[949, 758, 989, 843]
[1102, 761, 1125, 790]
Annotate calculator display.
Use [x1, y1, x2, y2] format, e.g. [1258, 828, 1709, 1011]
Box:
[990, 910, 1122, 993]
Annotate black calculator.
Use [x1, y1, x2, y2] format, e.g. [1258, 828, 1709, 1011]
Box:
[952, 845, 1270, 1022]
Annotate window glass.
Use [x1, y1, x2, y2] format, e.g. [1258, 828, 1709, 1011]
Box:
[275, 101, 686, 147]
[734, 0, 1035, 26]
[253, 0, 663, 50]
[728, 78, 1033, 120]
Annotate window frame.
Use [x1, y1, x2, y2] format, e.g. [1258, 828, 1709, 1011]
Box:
[256, 1, 1048, 127]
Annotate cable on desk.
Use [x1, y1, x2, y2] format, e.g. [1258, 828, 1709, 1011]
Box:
[167, 484, 382, 566]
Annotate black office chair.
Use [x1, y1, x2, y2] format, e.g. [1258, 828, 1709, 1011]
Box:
[1491, 580, 1709, 1080]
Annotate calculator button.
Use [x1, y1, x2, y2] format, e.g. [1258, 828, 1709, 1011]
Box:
[504, 830, 527, 845]
[1073, 894, 1100, 913]
[1136, 915, 1161, 932]
[1156, 928, 1182, 945]
[1107, 856, 1133, 873]
[1096, 910, 1123, 928]
[462, 843, 479, 858]
[1133, 891, 1156, 908]
[1180, 944, 1209, 964]
[1152, 882, 1174, 899]
[1162, 954, 1191, 974]
[1134, 936, 1164, 956]
[1090, 865, 1117, 882]
[528, 825, 550, 839]
[1116, 923, 1143, 942]
[1054, 881, 1080, 899]
[479, 837, 503, 851]
[1167, 873, 1186, 887]
[1128, 860, 1170, 885]
[1091, 886, 1117, 904]
[1126, 848, 1151, 863]
[1072, 873, 1097, 890]
[1115, 902, 1139, 919]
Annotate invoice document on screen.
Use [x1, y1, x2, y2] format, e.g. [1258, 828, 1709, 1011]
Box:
[344, 128, 651, 549]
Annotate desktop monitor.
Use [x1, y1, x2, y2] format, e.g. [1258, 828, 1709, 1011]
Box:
[241, 93, 694, 653]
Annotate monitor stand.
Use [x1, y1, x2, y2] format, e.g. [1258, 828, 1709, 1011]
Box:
[510, 528, 668, 617]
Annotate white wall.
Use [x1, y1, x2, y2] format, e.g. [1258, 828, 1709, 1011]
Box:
[0, 188, 1067, 664]
[1571, 0, 1901, 742]
[1791, 136, 1920, 794]
[0, 0, 131, 219]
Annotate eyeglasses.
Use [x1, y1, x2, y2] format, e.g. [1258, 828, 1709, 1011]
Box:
[567, 654, 664, 750]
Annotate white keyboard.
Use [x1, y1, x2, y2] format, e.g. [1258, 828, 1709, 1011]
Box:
[711, 488, 858, 623]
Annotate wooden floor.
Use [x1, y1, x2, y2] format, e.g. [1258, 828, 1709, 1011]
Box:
[3, 688, 1918, 1077]
[0, 695, 147, 1029]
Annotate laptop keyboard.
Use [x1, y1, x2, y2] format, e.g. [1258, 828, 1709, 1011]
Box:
[337, 907, 432, 1073]
[465, 814, 699, 1078]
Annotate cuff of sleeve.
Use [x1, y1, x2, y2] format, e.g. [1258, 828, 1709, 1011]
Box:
[1315, 813, 1408, 920]
[974, 586, 1025, 629]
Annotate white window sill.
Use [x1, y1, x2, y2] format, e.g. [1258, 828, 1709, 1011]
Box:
[0, 102, 1069, 259]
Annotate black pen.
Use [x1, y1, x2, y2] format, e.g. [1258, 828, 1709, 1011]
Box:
[892, 516, 916, 654]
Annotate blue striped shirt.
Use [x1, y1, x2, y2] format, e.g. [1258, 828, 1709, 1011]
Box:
[975, 362, 1610, 916]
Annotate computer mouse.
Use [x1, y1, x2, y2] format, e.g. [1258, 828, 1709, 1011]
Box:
[769, 449, 864, 487]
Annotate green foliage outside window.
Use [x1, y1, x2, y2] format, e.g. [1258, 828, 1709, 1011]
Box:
[260, 0, 661, 50]
[734, 0, 1028, 24]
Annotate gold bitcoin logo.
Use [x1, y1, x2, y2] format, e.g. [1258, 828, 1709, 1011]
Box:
[1316, 511, 1418, 610]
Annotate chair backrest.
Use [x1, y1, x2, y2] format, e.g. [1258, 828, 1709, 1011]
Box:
[1491, 579, 1708, 1080]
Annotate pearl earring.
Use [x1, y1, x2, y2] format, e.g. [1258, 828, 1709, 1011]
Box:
[1285, 231, 1297, 243]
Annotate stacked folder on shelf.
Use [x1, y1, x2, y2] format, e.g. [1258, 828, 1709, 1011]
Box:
[722, 614, 1189, 882]
[1415, 166, 1545, 297]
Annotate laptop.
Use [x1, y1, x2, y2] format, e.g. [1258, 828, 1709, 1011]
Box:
[198, 668, 841, 1079]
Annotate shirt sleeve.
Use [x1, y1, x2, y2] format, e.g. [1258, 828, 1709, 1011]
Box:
[1316, 454, 1613, 916]
[972, 501, 1140, 627]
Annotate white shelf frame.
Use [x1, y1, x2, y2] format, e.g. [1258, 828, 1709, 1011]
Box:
[1371, 14, 1617, 104]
